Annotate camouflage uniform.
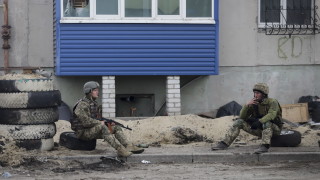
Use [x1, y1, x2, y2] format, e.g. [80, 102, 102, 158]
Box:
[72, 95, 130, 150]
[222, 98, 283, 146]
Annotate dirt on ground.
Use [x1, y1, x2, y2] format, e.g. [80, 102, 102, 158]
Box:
[1, 114, 320, 178]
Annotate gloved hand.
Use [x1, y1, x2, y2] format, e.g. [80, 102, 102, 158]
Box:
[251, 120, 263, 130]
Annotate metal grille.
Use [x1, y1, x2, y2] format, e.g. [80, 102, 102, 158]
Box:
[263, 0, 320, 35]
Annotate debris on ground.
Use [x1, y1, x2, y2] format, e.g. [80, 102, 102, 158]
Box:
[0, 135, 27, 167]
[171, 127, 205, 144]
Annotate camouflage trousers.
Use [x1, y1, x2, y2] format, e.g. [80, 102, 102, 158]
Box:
[77, 124, 129, 149]
[222, 119, 281, 146]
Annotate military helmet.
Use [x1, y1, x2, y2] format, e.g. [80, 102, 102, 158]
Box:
[83, 81, 100, 94]
[253, 83, 269, 95]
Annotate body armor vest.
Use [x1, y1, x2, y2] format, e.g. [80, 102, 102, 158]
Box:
[251, 99, 283, 128]
[71, 97, 100, 131]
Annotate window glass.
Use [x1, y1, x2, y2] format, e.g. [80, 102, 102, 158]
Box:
[158, 0, 179, 15]
[61, 0, 215, 23]
[96, 0, 118, 15]
[260, 0, 280, 23]
[287, 0, 312, 25]
[125, 0, 152, 17]
[186, 0, 212, 17]
[63, 0, 90, 17]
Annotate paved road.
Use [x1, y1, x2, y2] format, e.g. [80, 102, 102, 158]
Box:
[2, 144, 320, 179]
[2, 161, 320, 179]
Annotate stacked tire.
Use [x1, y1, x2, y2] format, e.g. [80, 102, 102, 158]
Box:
[0, 74, 61, 151]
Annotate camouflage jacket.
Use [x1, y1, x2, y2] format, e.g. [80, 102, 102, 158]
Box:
[71, 95, 102, 131]
[239, 98, 283, 127]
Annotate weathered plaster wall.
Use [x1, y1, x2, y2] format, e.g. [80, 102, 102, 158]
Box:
[0, 0, 53, 68]
[181, 0, 320, 114]
[181, 66, 319, 114]
[220, 0, 317, 66]
[54, 76, 103, 108]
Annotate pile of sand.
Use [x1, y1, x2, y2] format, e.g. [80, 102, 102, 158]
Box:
[293, 125, 320, 146]
[54, 114, 320, 147]
[54, 115, 237, 145]
[121, 115, 236, 145]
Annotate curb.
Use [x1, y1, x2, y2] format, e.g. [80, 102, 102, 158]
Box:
[46, 152, 320, 164]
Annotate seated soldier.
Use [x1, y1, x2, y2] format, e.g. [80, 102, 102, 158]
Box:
[212, 83, 283, 154]
[71, 81, 144, 157]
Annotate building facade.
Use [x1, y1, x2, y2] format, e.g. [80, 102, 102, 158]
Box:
[54, 0, 219, 117]
[0, 0, 320, 117]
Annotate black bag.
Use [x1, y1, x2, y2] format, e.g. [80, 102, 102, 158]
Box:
[298, 95, 320, 122]
[216, 101, 242, 118]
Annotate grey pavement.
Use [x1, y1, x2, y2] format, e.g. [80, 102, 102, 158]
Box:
[48, 144, 320, 164]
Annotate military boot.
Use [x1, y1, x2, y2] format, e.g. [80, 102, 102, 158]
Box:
[116, 146, 133, 157]
[254, 144, 269, 154]
[126, 144, 144, 154]
[211, 141, 229, 151]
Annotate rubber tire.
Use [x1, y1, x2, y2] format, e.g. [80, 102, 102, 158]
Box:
[0, 124, 56, 140]
[0, 79, 54, 92]
[59, 132, 96, 151]
[271, 130, 301, 147]
[15, 138, 54, 151]
[0, 90, 61, 108]
[0, 107, 59, 125]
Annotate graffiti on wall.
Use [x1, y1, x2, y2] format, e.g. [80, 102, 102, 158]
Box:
[278, 36, 303, 59]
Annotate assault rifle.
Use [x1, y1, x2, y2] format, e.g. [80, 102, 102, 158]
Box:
[101, 117, 132, 131]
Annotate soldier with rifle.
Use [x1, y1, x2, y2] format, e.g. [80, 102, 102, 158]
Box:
[71, 81, 144, 157]
[212, 83, 283, 154]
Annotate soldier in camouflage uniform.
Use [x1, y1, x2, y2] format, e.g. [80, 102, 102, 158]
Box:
[71, 81, 144, 157]
[212, 83, 283, 154]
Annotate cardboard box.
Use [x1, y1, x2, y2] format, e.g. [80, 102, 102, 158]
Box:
[281, 103, 309, 123]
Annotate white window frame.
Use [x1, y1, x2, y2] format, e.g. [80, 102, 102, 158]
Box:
[94, 0, 121, 19]
[60, 0, 215, 24]
[258, 0, 313, 28]
[155, 0, 182, 19]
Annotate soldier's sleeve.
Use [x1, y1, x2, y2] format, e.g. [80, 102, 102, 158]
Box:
[74, 101, 101, 128]
[239, 105, 253, 120]
[259, 99, 280, 123]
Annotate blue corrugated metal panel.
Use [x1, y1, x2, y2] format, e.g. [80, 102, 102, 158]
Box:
[56, 23, 218, 76]
[55, 0, 61, 74]
[214, 0, 220, 75]
[55, 0, 219, 76]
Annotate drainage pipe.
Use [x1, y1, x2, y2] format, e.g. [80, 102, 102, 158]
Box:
[1, 0, 10, 74]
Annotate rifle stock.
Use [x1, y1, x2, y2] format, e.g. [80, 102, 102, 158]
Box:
[101, 118, 132, 131]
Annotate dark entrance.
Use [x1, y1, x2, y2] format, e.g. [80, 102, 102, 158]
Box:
[116, 94, 155, 117]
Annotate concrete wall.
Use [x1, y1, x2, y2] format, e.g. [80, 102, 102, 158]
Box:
[181, 66, 319, 114]
[53, 76, 103, 108]
[181, 0, 320, 114]
[219, 0, 317, 66]
[0, 0, 53, 68]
